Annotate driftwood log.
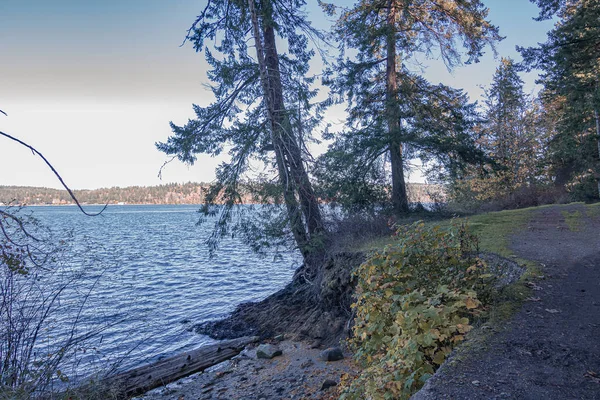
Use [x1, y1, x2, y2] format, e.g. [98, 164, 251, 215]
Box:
[106, 335, 259, 397]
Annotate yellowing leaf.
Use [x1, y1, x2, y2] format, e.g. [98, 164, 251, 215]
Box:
[452, 335, 464, 343]
[465, 297, 478, 309]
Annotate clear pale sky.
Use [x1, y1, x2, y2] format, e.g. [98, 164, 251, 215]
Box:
[0, 0, 554, 190]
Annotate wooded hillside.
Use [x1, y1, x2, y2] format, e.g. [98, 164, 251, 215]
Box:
[0, 182, 443, 206]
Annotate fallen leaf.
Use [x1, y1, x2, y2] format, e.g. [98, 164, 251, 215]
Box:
[465, 297, 478, 309]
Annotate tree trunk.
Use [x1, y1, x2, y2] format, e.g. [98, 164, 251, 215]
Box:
[247, 0, 324, 260]
[98, 336, 258, 397]
[386, 0, 409, 215]
[247, 0, 308, 256]
[594, 107, 600, 198]
[390, 141, 409, 213]
[261, 25, 324, 238]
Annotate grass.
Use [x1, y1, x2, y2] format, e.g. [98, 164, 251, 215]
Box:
[561, 210, 582, 231]
[362, 201, 600, 261]
[358, 202, 600, 320]
[361, 205, 538, 258]
[585, 201, 600, 218]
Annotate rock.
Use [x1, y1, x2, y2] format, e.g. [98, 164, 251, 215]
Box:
[256, 344, 282, 359]
[215, 370, 233, 378]
[319, 347, 344, 362]
[321, 379, 338, 390]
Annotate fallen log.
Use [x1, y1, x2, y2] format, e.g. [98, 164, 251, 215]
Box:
[106, 335, 259, 397]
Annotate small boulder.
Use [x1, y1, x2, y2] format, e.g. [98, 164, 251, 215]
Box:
[319, 347, 344, 362]
[256, 344, 282, 359]
[321, 379, 338, 390]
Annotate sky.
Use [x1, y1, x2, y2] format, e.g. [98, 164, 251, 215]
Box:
[0, 0, 555, 190]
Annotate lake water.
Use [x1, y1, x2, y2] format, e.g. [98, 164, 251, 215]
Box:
[23, 204, 301, 379]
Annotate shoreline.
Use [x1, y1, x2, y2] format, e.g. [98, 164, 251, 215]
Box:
[134, 339, 357, 400]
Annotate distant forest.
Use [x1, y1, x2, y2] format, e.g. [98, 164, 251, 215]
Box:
[0, 182, 443, 206]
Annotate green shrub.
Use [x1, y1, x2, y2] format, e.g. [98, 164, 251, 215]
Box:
[340, 221, 492, 400]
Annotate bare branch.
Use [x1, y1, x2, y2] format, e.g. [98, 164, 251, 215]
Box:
[157, 156, 177, 180]
[0, 130, 106, 216]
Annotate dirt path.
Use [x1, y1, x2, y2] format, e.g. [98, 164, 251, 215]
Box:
[415, 204, 600, 399]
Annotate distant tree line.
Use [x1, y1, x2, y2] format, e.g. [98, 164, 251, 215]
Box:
[0, 182, 442, 206]
[0, 183, 207, 205]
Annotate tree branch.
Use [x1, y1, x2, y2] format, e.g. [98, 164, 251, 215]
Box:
[0, 130, 106, 216]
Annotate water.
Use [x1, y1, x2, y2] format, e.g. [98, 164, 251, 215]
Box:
[21, 204, 301, 378]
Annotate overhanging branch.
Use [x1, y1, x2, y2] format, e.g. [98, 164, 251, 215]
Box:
[0, 130, 106, 216]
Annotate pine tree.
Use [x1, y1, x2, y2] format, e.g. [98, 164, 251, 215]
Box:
[483, 58, 544, 192]
[320, 0, 501, 215]
[521, 0, 600, 198]
[157, 0, 326, 261]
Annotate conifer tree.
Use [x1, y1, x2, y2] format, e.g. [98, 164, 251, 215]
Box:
[483, 58, 544, 192]
[520, 0, 600, 198]
[320, 0, 501, 215]
[157, 0, 326, 261]
[452, 58, 547, 206]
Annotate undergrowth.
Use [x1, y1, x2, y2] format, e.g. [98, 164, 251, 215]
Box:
[343, 204, 600, 399]
[339, 221, 494, 400]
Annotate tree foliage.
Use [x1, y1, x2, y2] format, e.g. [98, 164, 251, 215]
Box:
[157, 0, 327, 260]
[451, 58, 549, 206]
[520, 0, 600, 199]
[318, 0, 501, 215]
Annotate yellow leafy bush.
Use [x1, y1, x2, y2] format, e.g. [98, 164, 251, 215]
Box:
[340, 221, 491, 400]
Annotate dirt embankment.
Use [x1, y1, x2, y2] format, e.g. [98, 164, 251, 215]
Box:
[414, 204, 600, 399]
[194, 252, 366, 347]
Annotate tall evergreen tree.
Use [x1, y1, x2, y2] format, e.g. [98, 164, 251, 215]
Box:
[520, 0, 600, 198]
[157, 0, 326, 261]
[316, 71, 484, 212]
[320, 0, 501, 215]
[451, 58, 548, 207]
[483, 58, 544, 192]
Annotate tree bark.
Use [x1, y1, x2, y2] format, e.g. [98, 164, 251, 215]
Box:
[262, 24, 325, 245]
[101, 336, 258, 397]
[247, 0, 324, 259]
[247, 0, 308, 256]
[386, 0, 409, 215]
[594, 107, 600, 198]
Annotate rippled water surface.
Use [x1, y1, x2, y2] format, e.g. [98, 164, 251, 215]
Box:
[27, 204, 300, 376]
